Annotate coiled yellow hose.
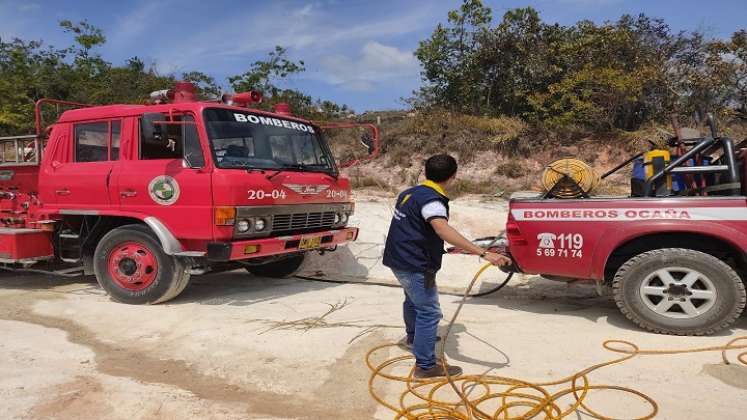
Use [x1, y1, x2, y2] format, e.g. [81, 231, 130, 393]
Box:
[366, 263, 747, 419]
[541, 159, 599, 198]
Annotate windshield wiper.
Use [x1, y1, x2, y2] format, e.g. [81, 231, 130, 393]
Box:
[281, 164, 336, 174]
[266, 170, 283, 181]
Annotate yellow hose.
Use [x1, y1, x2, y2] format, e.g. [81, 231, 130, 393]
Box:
[366, 263, 747, 419]
[541, 159, 599, 198]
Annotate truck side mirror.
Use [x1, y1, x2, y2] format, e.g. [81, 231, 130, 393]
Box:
[142, 112, 166, 145]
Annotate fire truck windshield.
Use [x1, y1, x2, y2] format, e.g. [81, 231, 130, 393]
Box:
[203, 108, 336, 174]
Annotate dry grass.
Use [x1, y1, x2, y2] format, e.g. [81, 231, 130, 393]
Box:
[349, 174, 394, 192]
[405, 111, 528, 143]
[493, 161, 527, 178]
[380, 110, 528, 162]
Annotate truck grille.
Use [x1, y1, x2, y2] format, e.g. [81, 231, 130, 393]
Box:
[272, 211, 337, 232]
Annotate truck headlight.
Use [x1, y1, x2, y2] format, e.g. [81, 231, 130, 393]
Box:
[255, 218, 266, 231]
[237, 219, 251, 232]
[334, 213, 341, 224]
[340, 213, 348, 224]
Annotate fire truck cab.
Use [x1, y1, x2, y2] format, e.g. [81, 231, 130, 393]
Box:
[0, 82, 370, 304]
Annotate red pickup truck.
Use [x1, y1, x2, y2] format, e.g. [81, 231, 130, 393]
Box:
[506, 120, 747, 336]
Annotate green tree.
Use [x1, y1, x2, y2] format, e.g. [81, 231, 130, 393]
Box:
[414, 2, 745, 130]
[414, 0, 492, 112]
[0, 21, 351, 136]
[227, 46, 351, 119]
[228, 46, 305, 96]
[182, 70, 221, 99]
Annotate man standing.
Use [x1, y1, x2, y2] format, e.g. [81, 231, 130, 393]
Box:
[383, 154, 511, 378]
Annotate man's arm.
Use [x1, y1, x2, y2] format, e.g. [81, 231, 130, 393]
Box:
[430, 218, 511, 266]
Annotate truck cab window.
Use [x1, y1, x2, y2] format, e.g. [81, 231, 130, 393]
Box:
[111, 120, 121, 161]
[203, 108, 336, 174]
[269, 136, 294, 165]
[75, 122, 109, 162]
[214, 137, 255, 165]
[140, 115, 203, 165]
[183, 119, 205, 168]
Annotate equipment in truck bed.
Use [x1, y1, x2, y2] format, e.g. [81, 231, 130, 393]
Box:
[540, 114, 743, 199]
[508, 113, 747, 335]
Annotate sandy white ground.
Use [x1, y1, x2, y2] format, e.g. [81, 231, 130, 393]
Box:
[1, 192, 746, 419]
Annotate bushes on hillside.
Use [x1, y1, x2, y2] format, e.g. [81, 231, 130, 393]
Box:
[415, 1, 747, 131]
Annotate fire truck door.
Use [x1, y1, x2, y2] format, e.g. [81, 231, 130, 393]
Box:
[113, 116, 213, 244]
[50, 121, 118, 208]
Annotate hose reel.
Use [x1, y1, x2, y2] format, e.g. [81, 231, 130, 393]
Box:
[541, 159, 599, 199]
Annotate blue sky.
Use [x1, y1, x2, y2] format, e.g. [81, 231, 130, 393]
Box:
[1, 0, 745, 111]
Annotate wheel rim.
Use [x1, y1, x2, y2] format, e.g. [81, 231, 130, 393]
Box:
[639, 266, 717, 319]
[107, 241, 159, 291]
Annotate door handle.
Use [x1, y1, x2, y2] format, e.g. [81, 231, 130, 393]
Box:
[120, 190, 137, 198]
[55, 189, 70, 196]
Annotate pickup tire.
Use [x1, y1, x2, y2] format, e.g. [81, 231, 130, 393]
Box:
[612, 248, 746, 335]
[93, 224, 191, 304]
[246, 254, 306, 278]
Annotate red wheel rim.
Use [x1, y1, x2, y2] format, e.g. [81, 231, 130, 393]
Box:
[107, 241, 159, 291]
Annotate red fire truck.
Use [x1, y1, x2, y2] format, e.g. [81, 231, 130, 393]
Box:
[506, 117, 747, 335]
[0, 82, 376, 304]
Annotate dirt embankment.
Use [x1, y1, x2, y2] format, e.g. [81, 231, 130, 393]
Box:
[335, 111, 747, 196]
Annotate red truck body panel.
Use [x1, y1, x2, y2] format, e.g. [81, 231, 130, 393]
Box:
[508, 196, 747, 280]
[0, 229, 54, 261]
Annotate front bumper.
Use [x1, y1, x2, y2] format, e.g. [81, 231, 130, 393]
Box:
[206, 227, 359, 261]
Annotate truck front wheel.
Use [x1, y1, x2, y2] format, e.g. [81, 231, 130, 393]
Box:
[93, 225, 190, 304]
[245, 254, 306, 278]
[612, 248, 746, 335]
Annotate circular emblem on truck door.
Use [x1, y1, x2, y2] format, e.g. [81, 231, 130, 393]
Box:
[148, 175, 180, 205]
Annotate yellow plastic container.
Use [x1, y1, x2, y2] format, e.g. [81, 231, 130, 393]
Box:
[644, 149, 672, 190]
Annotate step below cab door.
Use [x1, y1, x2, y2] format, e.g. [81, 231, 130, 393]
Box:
[112, 114, 213, 250]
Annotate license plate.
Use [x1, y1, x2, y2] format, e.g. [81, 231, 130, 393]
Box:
[299, 235, 322, 250]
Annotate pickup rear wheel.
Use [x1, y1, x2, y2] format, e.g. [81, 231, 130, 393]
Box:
[245, 254, 306, 278]
[612, 248, 746, 335]
[93, 225, 190, 304]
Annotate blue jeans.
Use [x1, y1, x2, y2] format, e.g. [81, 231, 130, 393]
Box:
[391, 269, 443, 369]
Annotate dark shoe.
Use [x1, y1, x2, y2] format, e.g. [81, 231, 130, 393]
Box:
[397, 336, 442, 351]
[414, 363, 463, 379]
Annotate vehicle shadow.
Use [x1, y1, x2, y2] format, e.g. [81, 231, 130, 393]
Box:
[172, 246, 370, 306]
[172, 270, 343, 306]
[464, 274, 747, 337]
[301, 241, 380, 278]
[0, 268, 104, 296]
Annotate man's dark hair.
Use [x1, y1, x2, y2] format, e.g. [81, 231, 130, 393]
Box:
[425, 154, 458, 182]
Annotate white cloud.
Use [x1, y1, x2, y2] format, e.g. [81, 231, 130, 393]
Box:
[108, 1, 165, 47]
[294, 3, 315, 18]
[17, 3, 40, 12]
[152, 3, 434, 73]
[316, 41, 419, 91]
